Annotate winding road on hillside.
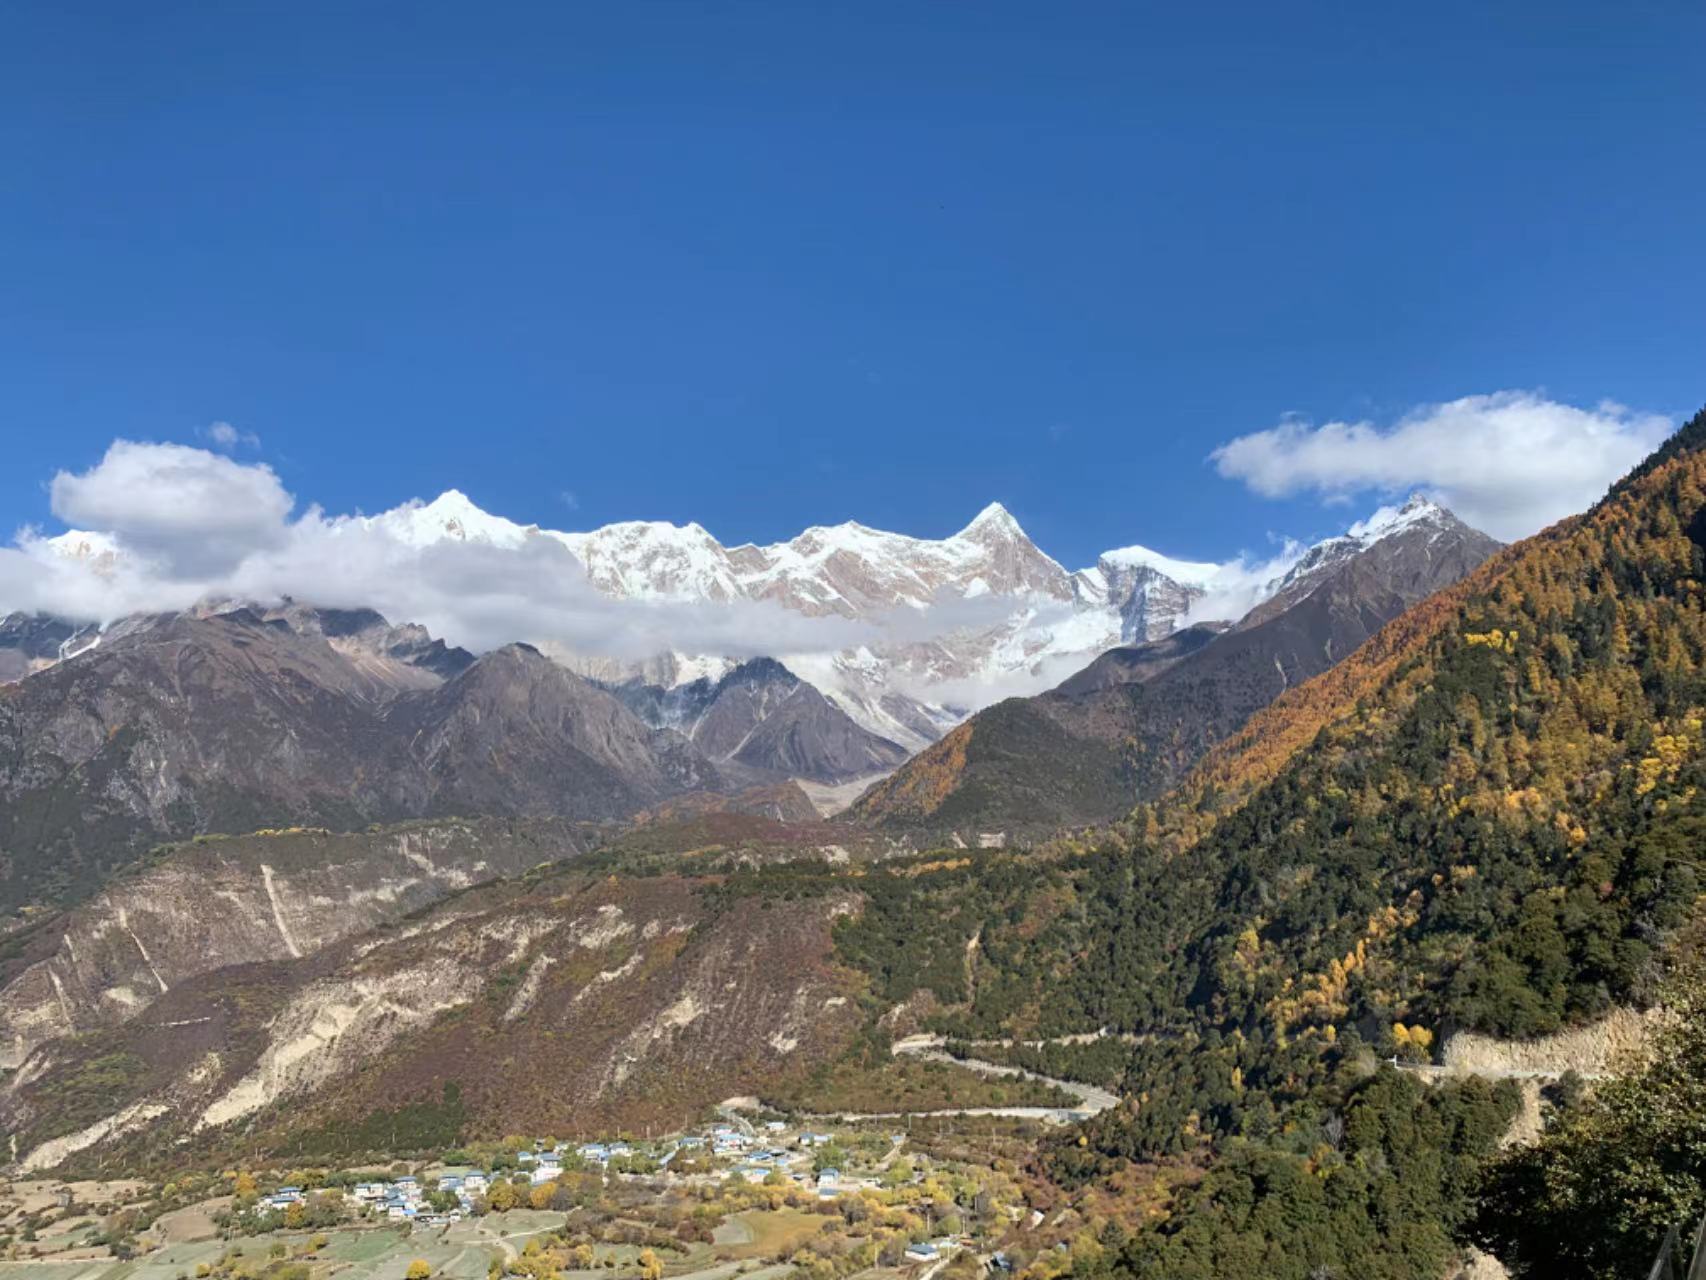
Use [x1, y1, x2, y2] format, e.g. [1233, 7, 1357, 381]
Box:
[789, 1033, 1123, 1124]
[779, 1012, 1630, 1144]
[737, 1033, 1121, 1126]
[882, 1029, 1609, 1124]
[1390, 1058, 1607, 1083]
[778, 1023, 1609, 1126]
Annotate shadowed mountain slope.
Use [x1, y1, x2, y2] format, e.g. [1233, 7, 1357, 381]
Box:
[0, 612, 727, 914]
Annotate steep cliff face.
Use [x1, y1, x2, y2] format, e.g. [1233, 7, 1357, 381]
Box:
[0, 818, 591, 1070]
[268, 604, 476, 683]
[0, 614, 97, 684]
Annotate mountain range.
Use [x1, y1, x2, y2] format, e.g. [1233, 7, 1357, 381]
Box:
[0, 603, 911, 916]
[0, 493, 1499, 913]
[175, 488, 1442, 750]
[0, 491, 1503, 905]
[359, 490, 1504, 755]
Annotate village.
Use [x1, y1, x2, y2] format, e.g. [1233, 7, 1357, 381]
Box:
[312, 1122, 930, 1235]
[0, 1111, 1051, 1280]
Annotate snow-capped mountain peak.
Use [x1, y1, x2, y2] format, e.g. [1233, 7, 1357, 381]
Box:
[554, 519, 740, 602]
[1097, 543, 1226, 589]
[329, 490, 1495, 746]
[1346, 493, 1452, 542]
[955, 501, 1025, 541]
[377, 490, 535, 549]
[43, 529, 124, 567]
[1273, 495, 1460, 587]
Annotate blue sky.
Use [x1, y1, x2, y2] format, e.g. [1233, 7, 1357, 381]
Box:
[3, 1, 1703, 569]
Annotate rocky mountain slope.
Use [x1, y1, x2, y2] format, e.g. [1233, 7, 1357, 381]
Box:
[0, 830, 866, 1171]
[0, 818, 591, 1071]
[609, 657, 909, 785]
[850, 497, 1501, 838]
[0, 614, 99, 684]
[0, 593, 916, 922]
[0, 608, 731, 915]
[275, 604, 476, 682]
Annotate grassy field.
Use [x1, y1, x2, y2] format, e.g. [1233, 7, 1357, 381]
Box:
[712, 1210, 827, 1261]
[0, 1224, 497, 1280]
[0, 1207, 822, 1280]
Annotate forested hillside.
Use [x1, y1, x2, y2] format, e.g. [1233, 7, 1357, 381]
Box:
[821, 408, 1706, 1275]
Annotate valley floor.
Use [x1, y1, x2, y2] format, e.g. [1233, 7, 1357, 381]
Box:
[0, 1217, 800, 1280]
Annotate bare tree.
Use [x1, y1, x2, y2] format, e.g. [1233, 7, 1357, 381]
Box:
[1322, 1112, 1345, 1151]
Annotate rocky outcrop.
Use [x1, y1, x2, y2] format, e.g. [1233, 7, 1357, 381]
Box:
[1440, 1005, 1659, 1079]
[0, 614, 98, 684]
[269, 604, 475, 683]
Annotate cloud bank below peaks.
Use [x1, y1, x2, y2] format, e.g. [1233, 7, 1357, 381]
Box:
[1, 440, 934, 664]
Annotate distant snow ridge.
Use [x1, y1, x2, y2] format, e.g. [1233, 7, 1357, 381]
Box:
[350, 493, 1478, 751]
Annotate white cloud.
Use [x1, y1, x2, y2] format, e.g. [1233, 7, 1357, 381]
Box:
[1179, 542, 1308, 627]
[223, 514, 882, 661]
[6, 441, 879, 666]
[204, 421, 260, 450]
[49, 441, 295, 577]
[1210, 391, 1674, 541]
[0, 442, 1132, 713]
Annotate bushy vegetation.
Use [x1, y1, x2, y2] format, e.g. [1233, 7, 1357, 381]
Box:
[1470, 949, 1706, 1277]
[1074, 1072, 1515, 1280]
[287, 1082, 467, 1159]
[15, 1045, 150, 1152]
[766, 1029, 1075, 1113]
[945, 1036, 1132, 1091]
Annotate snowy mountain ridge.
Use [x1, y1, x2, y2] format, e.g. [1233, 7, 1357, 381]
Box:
[345, 489, 1472, 751]
[31, 489, 1481, 755]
